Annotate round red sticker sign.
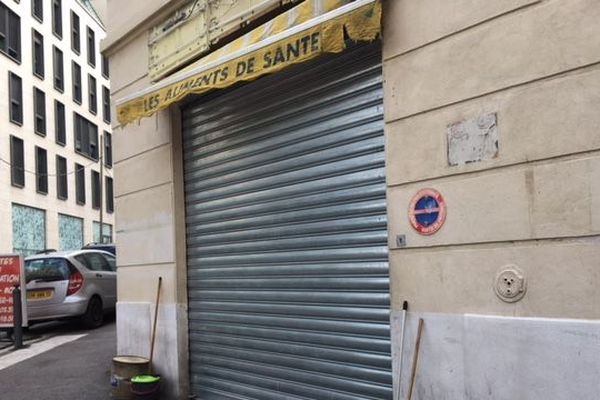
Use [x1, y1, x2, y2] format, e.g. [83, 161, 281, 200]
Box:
[408, 188, 447, 235]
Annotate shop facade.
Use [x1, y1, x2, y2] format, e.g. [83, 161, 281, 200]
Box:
[104, 0, 600, 399]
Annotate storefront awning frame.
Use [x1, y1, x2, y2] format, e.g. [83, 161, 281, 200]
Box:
[115, 0, 381, 125]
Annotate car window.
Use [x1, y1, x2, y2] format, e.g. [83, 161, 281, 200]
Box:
[25, 258, 70, 282]
[75, 253, 108, 271]
[74, 254, 92, 270]
[103, 254, 116, 272]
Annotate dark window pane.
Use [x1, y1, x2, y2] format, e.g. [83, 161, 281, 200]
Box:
[32, 0, 42, 21]
[75, 163, 85, 205]
[25, 259, 70, 283]
[35, 146, 48, 194]
[105, 177, 113, 213]
[73, 113, 98, 160]
[8, 72, 22, 124]
[102, 86, 110, 123]
[34, 87, 46, 135]
[88, 74, 97, 114]
[91, 170, 100, 209]
[32, 29, 44, 78]
[52, 0, 62, 37]
[54, 100, 66, 145]
[70, 11, 79, 53]
[53, 46, 64, 91]
[101, 54, 109, 78]
[56, 156, 67, 199]
[86, 27, 95, 66]
[1, 4, 21, 62]
[81, 253, 107, 271]
[72, 61, 81, 103]
[104, 131, 112, 167]
[7, 7, 20, 60]
[10, 135, 24, 187]
[103, 254, 116, 271]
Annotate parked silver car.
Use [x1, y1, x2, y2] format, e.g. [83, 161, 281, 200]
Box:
[24, 250, 117, 328]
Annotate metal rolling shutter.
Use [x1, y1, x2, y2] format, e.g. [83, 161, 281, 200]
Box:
[183, 44, 391, 400]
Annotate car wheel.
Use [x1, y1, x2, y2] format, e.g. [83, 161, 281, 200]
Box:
[82, 296, 104, 329]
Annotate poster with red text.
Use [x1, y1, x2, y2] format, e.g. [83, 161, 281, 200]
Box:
[0, 255, 28, 328]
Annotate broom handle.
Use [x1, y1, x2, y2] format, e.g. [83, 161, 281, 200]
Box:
[408, 318, 424, 400]
[149, 277, 162, 374]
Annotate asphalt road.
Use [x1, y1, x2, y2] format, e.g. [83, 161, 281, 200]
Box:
[0, 318, 116, 400]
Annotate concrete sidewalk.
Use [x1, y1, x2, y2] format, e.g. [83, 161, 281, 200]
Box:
[0, 320, 115, 400]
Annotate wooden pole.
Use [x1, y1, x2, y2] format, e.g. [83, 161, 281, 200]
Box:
[148, 277, 162, 374]
[408, 318, 424, 400]
[395, 301, 408, 400]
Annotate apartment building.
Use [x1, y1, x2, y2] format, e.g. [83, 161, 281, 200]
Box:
[0, 0, 113, 255]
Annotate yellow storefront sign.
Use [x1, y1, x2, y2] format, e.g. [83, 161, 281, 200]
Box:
[116, 0, 381, 126]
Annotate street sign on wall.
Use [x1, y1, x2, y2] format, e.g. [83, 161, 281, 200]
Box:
[0, 255, 28, 327]
[408, 188, 447, 235]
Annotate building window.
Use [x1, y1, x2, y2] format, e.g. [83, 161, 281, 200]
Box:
[58, 214, 83, 251]
[104, 131, 112, 167]
[10, 135, 24, 187]
[31, 0, 42, 21]
[56, 155, 67, 199]
[75, 163, 85, 205]
[70, 11, 79, 53]
[12, 204, 46, 256]
[88, 74, 97, 114]
[35, 146, 47, 194]
[101, 53, 109, 78]
[8, 71, 22, 125]
[0, 3, 21, 62]
[33, 87, 46, 135]
[93, 221, 112, 244]
[55, 100, 66, 145]
[52, 0, 62, 38]
[72, 61, 81, 103]
[53, 46, 63, 91]
[86, 27, 95, 67]
[91, 170, 100, 209]
[74, 113, 98, 160]
[105, 177, 113, 213]
[32, 29, 44, 78]
[102, 86, 110, 123]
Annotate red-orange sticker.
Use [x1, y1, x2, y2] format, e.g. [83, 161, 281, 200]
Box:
[408, 189, 447, 235]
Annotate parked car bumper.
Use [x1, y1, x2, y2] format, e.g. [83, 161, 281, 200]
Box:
[27, 296, 89, 322]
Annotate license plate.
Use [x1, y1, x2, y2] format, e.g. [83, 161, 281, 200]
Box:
[27, 290, 53, 301]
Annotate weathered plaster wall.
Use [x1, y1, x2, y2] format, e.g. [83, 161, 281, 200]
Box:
[383, 0, 600, 398]
[104, 1, 189, 398]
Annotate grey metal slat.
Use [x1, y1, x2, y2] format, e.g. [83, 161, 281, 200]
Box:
[190, 302, 390, 322]
[186, 183, 386, 223]
[184, 152, 385, 201]
[184, 43, 390, 400]
[195, 362, 392, 399]
[188, 290, 390, 307]
[191, 345, 392, 385]
[189, 325, 391, 353]
[185, 168, 386, 211]
[190, 262, 389, 277]
[194, 334, 391, 368]
[188, 312, 390, 338]
[184, 119, 383, 180]
[187, 246, 389, 267]
[185, 136, 384, 191]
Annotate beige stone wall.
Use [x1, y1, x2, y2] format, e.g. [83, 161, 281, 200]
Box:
[383, 0, 600, 318]
[104, 1, 189, 398]
[106, 0, 600, 397]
